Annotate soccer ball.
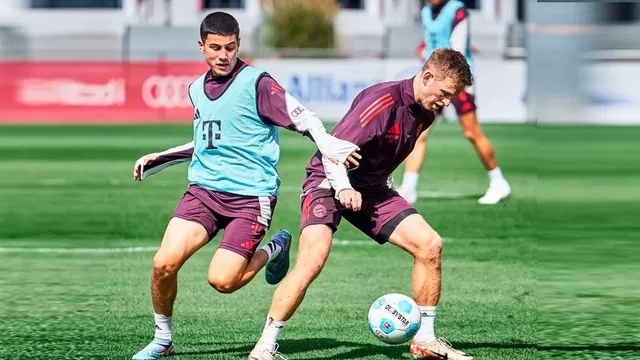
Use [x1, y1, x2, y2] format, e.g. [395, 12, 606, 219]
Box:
[367, 293, 421, 344]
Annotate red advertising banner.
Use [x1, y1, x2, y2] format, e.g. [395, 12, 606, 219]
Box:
[0, 61, 209, 123]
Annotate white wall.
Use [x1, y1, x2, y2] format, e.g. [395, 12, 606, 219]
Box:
[253, 57, 528, 123]
[0, 0, 388, 39]
[0, 0, 27, 11]
[2, 10, 127, 35]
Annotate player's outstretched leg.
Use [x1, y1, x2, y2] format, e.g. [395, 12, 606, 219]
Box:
[398, 128, 432, 204]
[388, 213, 473, 360]
[133, 217, 210, 360]
[458, 111, 511, 204]
[207, 221, 292, 293]
[248, 224, 333, 360]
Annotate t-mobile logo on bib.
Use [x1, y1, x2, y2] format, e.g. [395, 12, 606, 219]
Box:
[202, 120, 221, 149]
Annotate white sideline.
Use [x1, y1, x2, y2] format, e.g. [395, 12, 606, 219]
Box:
[0, 238, 452, 254]
[36, 181, 468, 199]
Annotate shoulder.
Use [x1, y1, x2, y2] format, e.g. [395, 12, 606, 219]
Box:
[255, 74, 285, 98]
[358, 81, 403, 108]
[241, 64, 269, 80]
[190, 71, 209, 87]
[450, 4, 468, 27]
[448, 1, 468, 17]
[349, 82, 402, 125]
[188, 71, 208, 101]
[420, 5, 431, 18]
[448, 0, 467, 9]
[453, 4, 468, 18]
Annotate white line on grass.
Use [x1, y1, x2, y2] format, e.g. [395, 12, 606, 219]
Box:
[416, 191, 470, 199]
[36, 181, 469, 200]
[276, 187, 469, 199]
[0, 238, 453, 254]
[0, 246, 159, 254]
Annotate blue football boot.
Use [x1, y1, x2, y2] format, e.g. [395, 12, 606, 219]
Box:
[265, 229, 292, 285]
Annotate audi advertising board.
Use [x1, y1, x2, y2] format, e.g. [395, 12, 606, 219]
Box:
[0, 61, 206, 123]
[0, 59, 526, 122]
[0, 58, 531, 124]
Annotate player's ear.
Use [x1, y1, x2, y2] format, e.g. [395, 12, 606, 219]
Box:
[422, 71, 434, 85]
[198, 39, 205, 53]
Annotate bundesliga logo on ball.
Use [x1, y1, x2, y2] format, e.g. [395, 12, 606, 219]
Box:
[368, 293, 422, 344]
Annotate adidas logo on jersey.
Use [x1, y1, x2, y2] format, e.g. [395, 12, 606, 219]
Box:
[385, 123, 401, 142]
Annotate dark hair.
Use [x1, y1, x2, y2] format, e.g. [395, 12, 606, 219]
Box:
[200, 12, 240, 41]
[422, 48, 473, 91]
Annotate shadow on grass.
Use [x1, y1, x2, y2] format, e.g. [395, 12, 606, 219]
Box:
[178, 338, 536, 359]
[538, 344, 640, 352]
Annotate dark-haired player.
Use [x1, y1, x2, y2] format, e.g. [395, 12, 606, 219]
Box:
[397, 0, 510, 205]
[248, 48, 474, 360]
[131, 12, 359, 360]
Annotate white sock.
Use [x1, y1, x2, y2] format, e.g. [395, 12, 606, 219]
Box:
[261, 241, 282, 262]
[154, 313, 172, 343]
[414, 306, 437, 345]
[402, 172, 420, 191]
[488, 167, 506, 184]
[259, 315, 286, 349]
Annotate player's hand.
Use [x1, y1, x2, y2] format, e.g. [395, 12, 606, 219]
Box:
[344, 149, 362, 168]
[133, 153, 159, 181]
[338, 189, 362, 211]
[328, 149, 361, 169]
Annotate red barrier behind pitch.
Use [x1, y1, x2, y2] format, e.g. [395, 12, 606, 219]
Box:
[0, 61, 208, 123]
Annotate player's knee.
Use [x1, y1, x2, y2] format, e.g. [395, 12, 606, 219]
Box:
[294, 225, 332, 286]
[152, 254, 181, 279]
[416, 134, 427, 146]
[413, 231, 443, 263]
[292, 256, 326, 287]
[463, 126, 485, 144]
[207, 274, 239, 294]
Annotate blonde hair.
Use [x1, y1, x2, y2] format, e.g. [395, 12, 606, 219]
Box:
[422, 48, 473, 91]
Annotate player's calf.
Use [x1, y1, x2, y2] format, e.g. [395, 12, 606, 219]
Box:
[206, 229, 294, 293]
[152, 254, 181, 282]
[250, 225, 333, 358]
[286, 225, 333, 288]
[207, 247, 254, 294]
[462, 126, 484, 145]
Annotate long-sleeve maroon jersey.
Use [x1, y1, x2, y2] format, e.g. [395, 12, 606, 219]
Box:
[143, 59, 360, 178]
[303, 78, 436, 194]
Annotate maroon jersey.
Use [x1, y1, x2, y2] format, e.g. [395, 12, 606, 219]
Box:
[303, 78, 435, 193]
[203, 59, 300, 130]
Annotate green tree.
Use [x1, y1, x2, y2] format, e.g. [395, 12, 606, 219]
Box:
[263, 0, 339, 51]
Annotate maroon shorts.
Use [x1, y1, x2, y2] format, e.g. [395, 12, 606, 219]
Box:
[437, 89, 476, 117]
[173, 184, 277, 259]
[300, 187, 418, 244]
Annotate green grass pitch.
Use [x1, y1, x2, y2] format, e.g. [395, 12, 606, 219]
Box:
[1, 123, 638, 359]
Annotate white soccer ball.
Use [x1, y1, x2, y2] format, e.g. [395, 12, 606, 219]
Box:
[367, 293, 422, 344]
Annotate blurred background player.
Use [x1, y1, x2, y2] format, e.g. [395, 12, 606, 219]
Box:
[396, 0, 511, 205]
[249, 49, 474, 360]
[130, 11, 359, 360]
